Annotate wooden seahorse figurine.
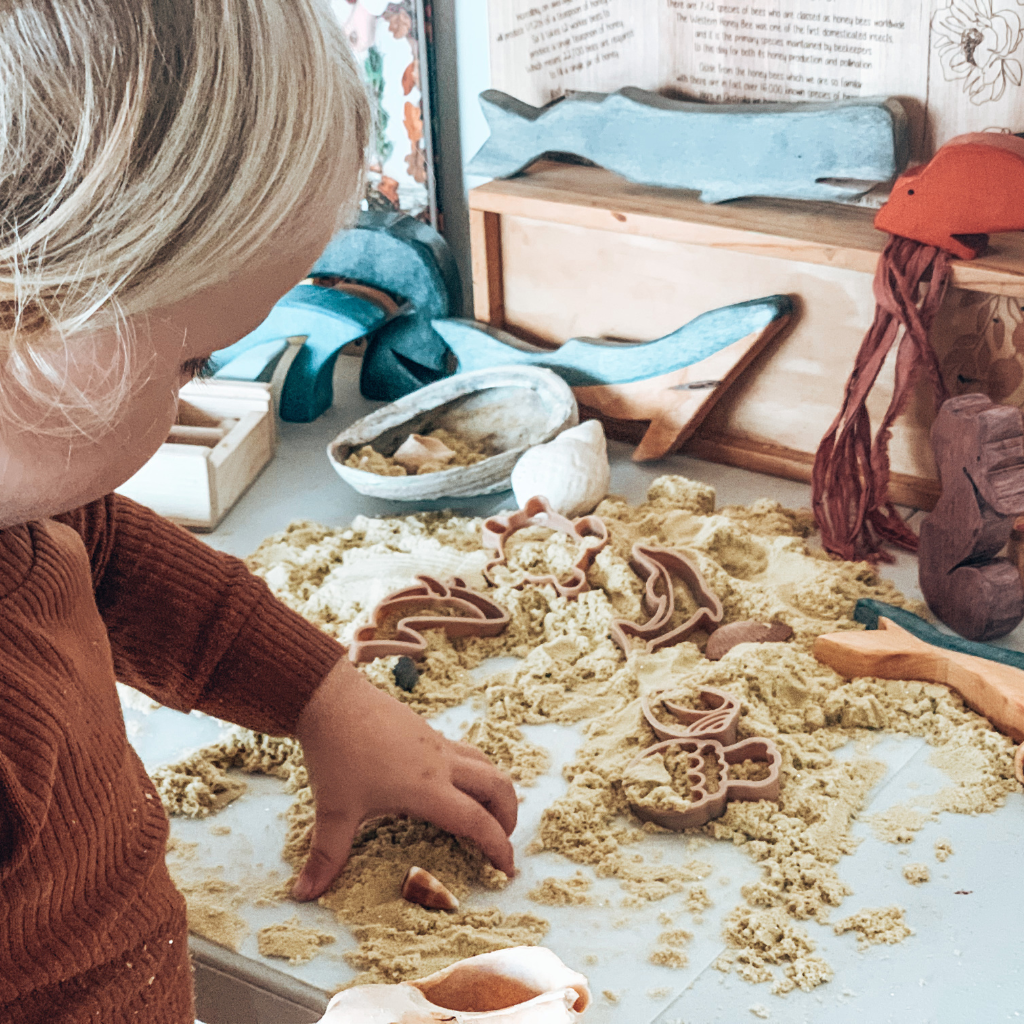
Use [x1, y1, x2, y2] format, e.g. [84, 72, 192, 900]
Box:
[918, 394, 1024, 641]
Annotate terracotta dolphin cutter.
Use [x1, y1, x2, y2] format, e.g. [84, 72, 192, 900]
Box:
[626, 687, 782, 830]
[610, 544, 725, 654]
[347, 575, 510, 663]
[481, 494, 609, 599]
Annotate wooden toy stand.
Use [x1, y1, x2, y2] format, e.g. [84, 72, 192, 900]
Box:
[469, 161, 1024, 509]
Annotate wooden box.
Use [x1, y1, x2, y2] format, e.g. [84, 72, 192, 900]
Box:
[116, 380, 276, 531]
[469, 162, 1024, 510]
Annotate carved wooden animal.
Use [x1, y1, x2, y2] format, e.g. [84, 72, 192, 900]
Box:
[918, 394, 1024, 641]
[855, 598, 1024, 672]
[434, 295, 792, 461]
[469, 89, 908, 204]
[814, 616, 1024, 743]
[874, 132, 1024, 260]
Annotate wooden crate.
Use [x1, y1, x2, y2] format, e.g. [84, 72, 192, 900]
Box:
[116, 380, 275, 531]
[468, 161, 1024, 510]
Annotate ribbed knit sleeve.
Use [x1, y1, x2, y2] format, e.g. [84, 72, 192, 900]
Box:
[55, 494, 344, 737]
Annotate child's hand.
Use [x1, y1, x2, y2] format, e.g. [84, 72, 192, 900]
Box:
[290, 660, 517, 901]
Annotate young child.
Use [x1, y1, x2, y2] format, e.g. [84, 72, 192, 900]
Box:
[0, 3, 517, 1022]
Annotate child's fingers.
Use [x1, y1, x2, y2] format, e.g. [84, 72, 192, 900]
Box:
[450, 755, 518, 837]
[292, 811, 361, 902]
[428, 788, 516, 877]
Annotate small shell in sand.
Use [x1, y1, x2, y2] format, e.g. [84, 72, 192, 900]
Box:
[392, 433, 457, 472]
[401, 866, 460, 911]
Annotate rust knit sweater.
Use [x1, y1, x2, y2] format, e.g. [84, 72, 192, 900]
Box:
[0, 494, 344, 1024]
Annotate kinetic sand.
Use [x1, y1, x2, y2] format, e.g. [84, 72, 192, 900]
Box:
[343, 428, 492, 477]
[153, 476, 1020, 994]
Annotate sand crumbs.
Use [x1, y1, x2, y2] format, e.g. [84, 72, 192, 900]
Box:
[257, 917, 336, 965]
[903, 863, 930, 885]
[833, 906, 914, 949]
[151, 475, 1020, 996]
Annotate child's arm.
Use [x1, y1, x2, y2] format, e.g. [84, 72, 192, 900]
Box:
[55, 494, 517, 882]
[56, 493, 342, 736]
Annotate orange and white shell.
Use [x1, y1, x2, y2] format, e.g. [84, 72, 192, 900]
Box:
[320, 946, 591, 1023]
[402, 865, 460, 911]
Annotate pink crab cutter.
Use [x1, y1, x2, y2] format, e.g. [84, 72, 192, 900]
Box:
[626, 686, 781, 830]
[481, 495, 609, 599]
[610, 544, 724, 655]
[347, 576, 510, 664]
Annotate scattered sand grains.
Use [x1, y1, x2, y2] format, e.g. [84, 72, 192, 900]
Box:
[173, 878, 248, 953]
[902, 863, 930, 885]
[935, 839, 954, 862]
[152, 475, 1019, 998]
[686, 885, 713, 916]
[833, 906, 913, 949]
[649, 927, 693, 968]
[257, 917, 336, 965]
[528, 873, 594, 906]
[462, 717, 550, 785]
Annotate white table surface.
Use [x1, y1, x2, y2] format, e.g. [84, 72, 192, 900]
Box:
[124, 356, 1024, 1024]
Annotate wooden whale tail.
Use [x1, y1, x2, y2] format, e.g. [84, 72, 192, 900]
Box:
[468, 90, 552, 178]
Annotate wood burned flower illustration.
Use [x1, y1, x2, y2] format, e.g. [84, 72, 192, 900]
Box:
[932, 0, 1024, 104]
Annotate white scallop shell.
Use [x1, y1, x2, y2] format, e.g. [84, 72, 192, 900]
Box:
[327, 367, 578, 500]
[511, 420, 610, 517]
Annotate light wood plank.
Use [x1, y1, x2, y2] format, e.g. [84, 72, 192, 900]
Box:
[469, 209, 507, 324]
[469, 162, 1024, 295]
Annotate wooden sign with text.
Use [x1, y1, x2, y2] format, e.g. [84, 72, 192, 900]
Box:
[488, 0, 1024, 156]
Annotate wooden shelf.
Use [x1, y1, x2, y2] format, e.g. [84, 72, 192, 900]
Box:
[469, 161, 1024, 297]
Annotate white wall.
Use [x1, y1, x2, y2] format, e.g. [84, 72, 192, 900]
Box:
[454, 0, 494, 194]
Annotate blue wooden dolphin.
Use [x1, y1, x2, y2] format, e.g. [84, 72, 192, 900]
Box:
[468, 89, 908, 204]
[432, 295, 793, 460]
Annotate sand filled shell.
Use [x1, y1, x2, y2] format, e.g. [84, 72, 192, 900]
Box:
[327, 367, 578, 500]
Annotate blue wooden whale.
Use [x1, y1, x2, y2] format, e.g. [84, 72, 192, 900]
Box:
[432, 295, 793, 460]
[468, 88, 909, 204]
[209, 284, 385, 422]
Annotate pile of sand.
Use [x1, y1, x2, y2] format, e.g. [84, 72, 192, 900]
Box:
[154, 476, 1019, 991]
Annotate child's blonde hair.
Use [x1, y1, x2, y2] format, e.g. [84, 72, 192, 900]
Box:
[0, 0, 370, 437]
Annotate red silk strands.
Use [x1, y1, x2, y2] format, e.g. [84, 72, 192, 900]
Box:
[811, 236, 953, 563]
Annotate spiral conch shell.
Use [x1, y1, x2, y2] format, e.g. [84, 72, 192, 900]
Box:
[321, 946, 591, 1023]
[510, 420, 610, 518]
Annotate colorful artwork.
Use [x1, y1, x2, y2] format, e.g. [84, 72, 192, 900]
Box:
[332, 0, 436, 222]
